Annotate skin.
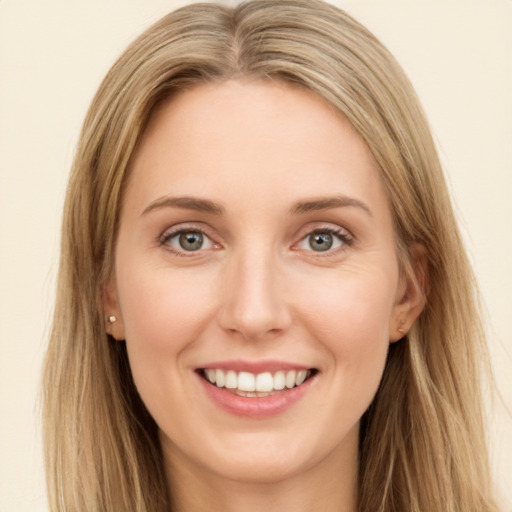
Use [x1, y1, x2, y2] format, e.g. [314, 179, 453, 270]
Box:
[105, 79, 425, 512]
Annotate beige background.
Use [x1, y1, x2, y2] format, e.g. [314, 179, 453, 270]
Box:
[1, 0, 511, 510]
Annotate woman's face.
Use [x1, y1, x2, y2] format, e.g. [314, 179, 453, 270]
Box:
[106, 80, 421, 486]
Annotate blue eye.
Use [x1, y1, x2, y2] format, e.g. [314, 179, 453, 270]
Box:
[298, 229, 349, 252]
[162, 230, 214, 252]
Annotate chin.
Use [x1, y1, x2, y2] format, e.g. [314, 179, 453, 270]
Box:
[183, 425, 358, 486]
[209, 453, 314, 485]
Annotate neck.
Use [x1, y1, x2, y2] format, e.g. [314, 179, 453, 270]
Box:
[162, 428, 359, 512]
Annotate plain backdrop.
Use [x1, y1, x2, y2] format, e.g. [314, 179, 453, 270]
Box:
[1, 0, 511, 510]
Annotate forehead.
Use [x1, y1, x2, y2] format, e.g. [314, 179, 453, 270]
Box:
[124, 79, 389, 219]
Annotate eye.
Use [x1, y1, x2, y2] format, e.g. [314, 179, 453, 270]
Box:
[297, 228, 351, 253]
[161, 228, 216, 253]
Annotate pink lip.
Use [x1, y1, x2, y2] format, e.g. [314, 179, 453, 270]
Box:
[199, 359, 312, 374]
[196, 366, 317, 419]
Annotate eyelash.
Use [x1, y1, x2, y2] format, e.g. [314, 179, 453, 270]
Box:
[159, 225, 353, 257]
[159, 225, 218, 257]
[295, 227, 353, 255]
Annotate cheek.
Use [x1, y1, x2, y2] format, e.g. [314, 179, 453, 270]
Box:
[114, 261, 220, 409]
[298, 265, 397, 402]
[300, 266, 397, 348]
[115, 262, 220, 427]
[117, 263, 214, 351]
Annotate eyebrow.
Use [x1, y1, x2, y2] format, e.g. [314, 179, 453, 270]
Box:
[141, 194, 372, 217]
[141, 196, 225, 216]
[289, 195, 372, 216]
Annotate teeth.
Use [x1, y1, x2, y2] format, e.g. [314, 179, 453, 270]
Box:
[225, 370, 237, 389]
[238, 372, 255, 392]
[255, 372, 273, 392]
[215, 369, 225, 388]
[203, 368, 313, 394]
[285, 370, 296, 389]
[205, 369, 216, 383]
[273, 371, 285, 390]
[296, 370, 307, 386]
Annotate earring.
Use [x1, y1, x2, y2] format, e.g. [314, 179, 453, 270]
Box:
[108, 315, 117, 324]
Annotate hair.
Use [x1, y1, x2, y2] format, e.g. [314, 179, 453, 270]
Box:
[42, 1, 500, 511]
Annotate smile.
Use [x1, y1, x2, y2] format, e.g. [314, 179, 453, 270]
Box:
[196, 361, 319, 418]
[201, 368, 316, 397]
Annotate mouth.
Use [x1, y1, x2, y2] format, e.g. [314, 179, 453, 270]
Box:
[197, 368, 318, 397]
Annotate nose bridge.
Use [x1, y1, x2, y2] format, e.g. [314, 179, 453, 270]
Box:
[218, 242, 290, 340]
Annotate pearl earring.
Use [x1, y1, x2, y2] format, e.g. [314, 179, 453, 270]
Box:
[108, 315, 117, 324]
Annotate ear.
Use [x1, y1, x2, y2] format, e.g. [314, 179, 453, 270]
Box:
[103, 277, 125, 341]
[389, 243, 428, 343]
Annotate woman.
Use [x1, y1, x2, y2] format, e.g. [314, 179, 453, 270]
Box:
[42, 1, 500, 510]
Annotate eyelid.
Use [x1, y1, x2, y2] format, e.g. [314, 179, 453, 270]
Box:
[159, 223, 221, 255]
[293, 224, 354, 254]
[157, 221, 353, 257]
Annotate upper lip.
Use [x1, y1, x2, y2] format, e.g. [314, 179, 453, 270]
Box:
[197, 359, 314, 374]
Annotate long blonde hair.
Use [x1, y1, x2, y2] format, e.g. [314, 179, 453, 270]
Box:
[42, 1, 499, 510]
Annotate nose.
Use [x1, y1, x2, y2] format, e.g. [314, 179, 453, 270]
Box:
[217, 249, 292, 341]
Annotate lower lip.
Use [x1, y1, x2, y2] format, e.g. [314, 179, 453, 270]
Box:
[197, 373, 316, 419]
